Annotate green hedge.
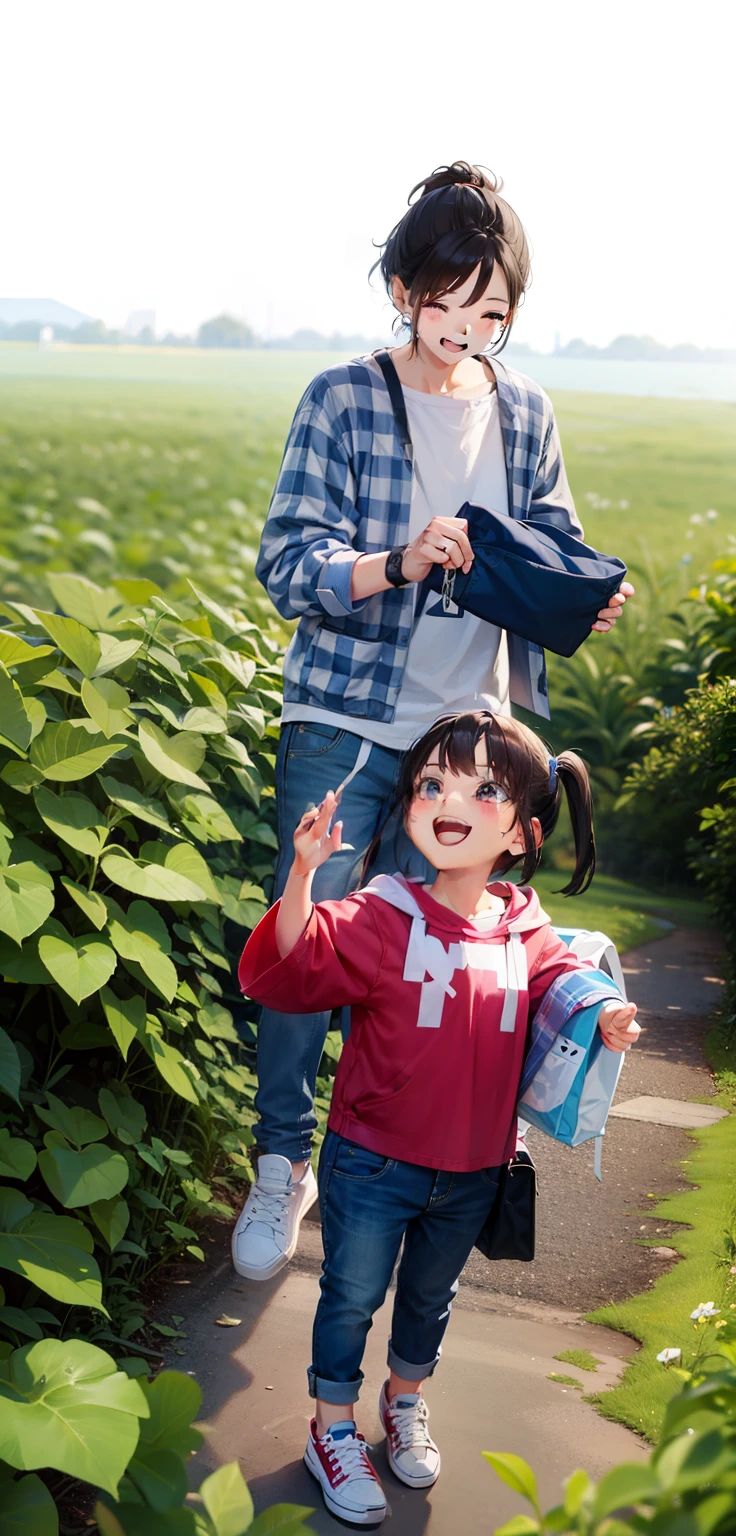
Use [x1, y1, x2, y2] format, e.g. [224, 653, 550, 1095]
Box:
[0, 572, 288, 1527]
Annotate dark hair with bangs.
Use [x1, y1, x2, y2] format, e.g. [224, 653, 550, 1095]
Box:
[364, 711, 596, 896]
[372, 160, 531, 356]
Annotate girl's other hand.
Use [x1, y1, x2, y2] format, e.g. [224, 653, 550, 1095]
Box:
[598, 1000, 640, 1051]
[402, 516, 474, 582]
[293, 791, 343, 876]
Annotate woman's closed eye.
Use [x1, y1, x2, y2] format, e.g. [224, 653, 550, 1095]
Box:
[476, 780, 510, 803]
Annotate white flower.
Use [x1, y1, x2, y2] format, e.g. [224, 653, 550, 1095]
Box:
[656, 1348, 682, 1364]
[706, 509, 719, 520]
[690, 1302, 720, 1320]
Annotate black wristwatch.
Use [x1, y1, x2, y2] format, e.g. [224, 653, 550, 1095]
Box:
[385, 545, 409, 588]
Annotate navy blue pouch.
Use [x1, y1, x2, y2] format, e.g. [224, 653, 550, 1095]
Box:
[423, 502, 627, 658]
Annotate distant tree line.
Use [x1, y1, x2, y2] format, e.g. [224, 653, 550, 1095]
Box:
[1, 313, 733, 362]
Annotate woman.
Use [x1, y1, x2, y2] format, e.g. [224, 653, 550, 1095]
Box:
[232, 159, 633, 1282]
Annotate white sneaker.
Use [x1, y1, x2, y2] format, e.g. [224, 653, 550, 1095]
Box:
[379, 1380, 441, 1489]
[304, 1419, 387, 1526]
[231, 1155, 318, 1281]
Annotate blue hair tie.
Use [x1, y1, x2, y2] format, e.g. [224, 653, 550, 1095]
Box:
[548, 757, 558, 793]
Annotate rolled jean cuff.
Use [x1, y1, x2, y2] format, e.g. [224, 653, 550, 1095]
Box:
[308, 1366, 364, 1404]
[387, 1339, 440, 1380]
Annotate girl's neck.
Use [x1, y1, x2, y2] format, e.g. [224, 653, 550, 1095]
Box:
[426, 866, 506, 921]
[390, 340, 494, 399]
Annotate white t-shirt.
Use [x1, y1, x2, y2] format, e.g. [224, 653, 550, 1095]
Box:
[282, 380, 511, 752]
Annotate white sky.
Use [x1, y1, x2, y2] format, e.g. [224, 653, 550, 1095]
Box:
[3, 0, 734, 350]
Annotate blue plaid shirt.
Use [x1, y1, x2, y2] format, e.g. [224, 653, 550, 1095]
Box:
[256, 353, 583, 721]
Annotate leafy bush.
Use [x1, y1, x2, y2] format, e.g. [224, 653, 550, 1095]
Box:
[616, 678, 736, 974]
[689, 550, 736, 680]
[0, 573, 285, 1522]
[485, 1313, 736, 1534]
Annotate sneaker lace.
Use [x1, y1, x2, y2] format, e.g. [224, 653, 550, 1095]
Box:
[325, 1433, 373, 1480]
[240, 1184, 289, 1234]
[390, 1398, 432, 1450]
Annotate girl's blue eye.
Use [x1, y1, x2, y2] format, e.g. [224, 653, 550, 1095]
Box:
[477, 781, 509, 804]
[417, 777, 442, 801]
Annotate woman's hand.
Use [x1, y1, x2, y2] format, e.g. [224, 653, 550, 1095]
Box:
[401, 516, 474, 584]
[598, 1000, 640, 1051]
[293, 791, 343, 876]
[592, 581, 636, 634]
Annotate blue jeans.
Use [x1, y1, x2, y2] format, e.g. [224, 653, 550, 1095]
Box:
[254, 723, 433, 1160]
[309, 1132, 501, 1404]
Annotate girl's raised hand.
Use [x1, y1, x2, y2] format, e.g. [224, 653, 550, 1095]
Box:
[293, 791, 343, 876]
[598, 1000, 640, 1052]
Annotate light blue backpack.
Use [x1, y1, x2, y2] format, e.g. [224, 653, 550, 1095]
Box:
[517, 928, 628, 1179]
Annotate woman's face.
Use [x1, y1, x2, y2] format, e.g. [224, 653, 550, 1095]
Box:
[406, 742, 527, 875]
[397, 264, 511, 365]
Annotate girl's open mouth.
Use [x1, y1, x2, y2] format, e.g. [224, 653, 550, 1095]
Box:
[440, 338, 468, 353]
[433, 817, 471, 845]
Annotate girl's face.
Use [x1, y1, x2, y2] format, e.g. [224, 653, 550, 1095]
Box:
[407, 742, 531, 875]
[396, 264, 511, 365]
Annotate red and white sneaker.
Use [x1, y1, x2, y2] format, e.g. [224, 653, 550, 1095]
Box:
[379, 1381, 441, 1489]
[304, 1419, 387, 1526]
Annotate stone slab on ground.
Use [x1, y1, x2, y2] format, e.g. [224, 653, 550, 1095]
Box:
[610, 1095, 728, 1128]
[173, 1266, 643, 1534]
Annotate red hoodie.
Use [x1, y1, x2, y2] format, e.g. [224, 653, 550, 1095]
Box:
[239, 875, 591, 1172]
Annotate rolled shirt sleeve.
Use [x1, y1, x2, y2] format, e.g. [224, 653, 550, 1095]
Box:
[255, 381, 371, 622]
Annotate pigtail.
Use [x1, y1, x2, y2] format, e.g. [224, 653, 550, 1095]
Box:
[554, 751, 596, 896]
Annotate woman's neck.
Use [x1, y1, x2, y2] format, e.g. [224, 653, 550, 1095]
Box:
[426, 866, 506, 920]
[390, 340, 494, 399]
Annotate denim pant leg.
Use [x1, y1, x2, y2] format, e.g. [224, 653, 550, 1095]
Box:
[387, 1168, 501, 1380]
[254, 726, 425, 1160]
[309, 1133, 433, 1404]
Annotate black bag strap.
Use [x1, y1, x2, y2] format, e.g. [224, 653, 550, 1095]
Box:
[373, 349, 412, 454]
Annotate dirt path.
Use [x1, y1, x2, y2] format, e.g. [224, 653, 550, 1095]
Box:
[161, 926, 725, 1531]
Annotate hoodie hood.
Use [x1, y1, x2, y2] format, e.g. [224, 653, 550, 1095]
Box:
[363, 873, 550, 940]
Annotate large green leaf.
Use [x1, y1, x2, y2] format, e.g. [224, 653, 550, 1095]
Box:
[0, 1027, 22, 1104]
[0, 666, 31, 751]
[99, 1084, 147, 1144]
[38, 931, 117, 1003]
[100, 775, 172, 833]
[178, 707, 227, 735]
[34, 785, 107, 855]
[89, 1197, 129, 1252]
[134, 1370, 203, 1458]
[36, 1091, 108, 1146]
[145, 1033, 199, 1104]
[81, 677, 134, 739]
[30, 721, 125, 781]
[0, 1187, 105, 1311]
[138, 719, 208, 790]
[0, 1129, 36, 1180]
[61, 876, 108, 929]
[0, 1338, 147, 1496]
[0, 1471, 60, 1535]
[96, 1502, 196, 1535]
[141, 841, 222, 905]
[106, 899, 177, 1002]
[38, 1137, 129, 1209]
[33, 611, 101, 676]
[0, 863, 55, 947]
[100, 988, 145, 1060]
[0, 633, 56, 670]
[93, 634, 144, 677]
[101, 852, 208, 903]
[46, 572, 122, 630]
[199, 1462, 254, 1536]
[168, 789, 242, 844]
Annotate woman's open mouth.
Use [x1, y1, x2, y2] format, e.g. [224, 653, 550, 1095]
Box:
[433, 817, 471, 845]
[440, 338, 468, 353]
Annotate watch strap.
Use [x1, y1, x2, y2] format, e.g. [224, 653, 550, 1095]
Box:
[385, 545, 409, 588]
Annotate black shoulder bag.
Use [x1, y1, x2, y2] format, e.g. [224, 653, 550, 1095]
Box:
[475, 1148, 538, 1262]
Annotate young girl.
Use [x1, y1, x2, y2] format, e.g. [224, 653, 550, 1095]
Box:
[239, 710, 639, 1526]
[233, 160, 634, 1287]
